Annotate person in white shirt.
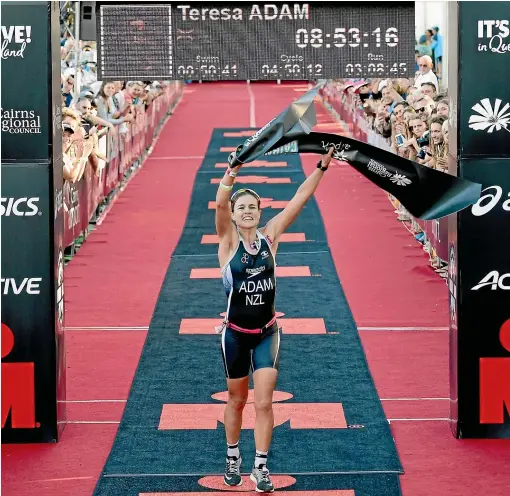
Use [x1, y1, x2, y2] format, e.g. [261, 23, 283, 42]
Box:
[414, 56, 439, 92]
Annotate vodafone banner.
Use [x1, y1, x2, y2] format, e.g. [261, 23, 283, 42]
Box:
[1, 1, 65, 443]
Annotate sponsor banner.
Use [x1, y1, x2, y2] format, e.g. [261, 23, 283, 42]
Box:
[1, 165, 58, 442]
[457, 1, 510, 158]
[453, 160, 510, 438]
[105, 132, 121, 194]
[0, 1, 56, 161]
[1, 1, 65, 444]
[449, 1, 510, 439]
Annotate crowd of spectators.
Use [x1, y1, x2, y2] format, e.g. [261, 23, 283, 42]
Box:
[329, 40, 448, 276]
[59, 35, 171, 183]
[335, 54, 448, 173]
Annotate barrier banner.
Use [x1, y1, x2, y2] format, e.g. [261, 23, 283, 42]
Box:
[448, 1, 510, 438]
[414, 217, 448, 261]
[1, 0, 65, 444]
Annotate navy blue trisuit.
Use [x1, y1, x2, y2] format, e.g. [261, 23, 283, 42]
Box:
[220, 230, 281, 379]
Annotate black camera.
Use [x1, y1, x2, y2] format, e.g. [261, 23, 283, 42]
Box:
[359, 92, 372, 102]
[416, 131, 430, 147]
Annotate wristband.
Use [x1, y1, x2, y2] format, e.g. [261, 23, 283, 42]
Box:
[226, 168, 238, 177]
[219, 182, 233, 191]
[316, 160, 328, 172]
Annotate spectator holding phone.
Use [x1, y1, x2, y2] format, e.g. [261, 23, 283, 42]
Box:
[391, 102, 410, 155]
[428, 115, 448, 171]
[374, 102, 392, 138]
[75, 97, 116, 175]
[62, 108, 90, 183]
[404, 117, 429, 162]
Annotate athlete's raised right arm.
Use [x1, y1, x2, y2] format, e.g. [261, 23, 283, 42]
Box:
[215, 164, 241, 240]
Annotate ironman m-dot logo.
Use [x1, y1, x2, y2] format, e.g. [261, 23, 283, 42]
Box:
[1, 323, 37, 429]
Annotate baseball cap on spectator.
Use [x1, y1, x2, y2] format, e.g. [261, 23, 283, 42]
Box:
[81, 45, 96, 63]
[89, 81, 102, 95]
[416, 35, 432, 57]
[80, 88, 95, 99]
[353, 80, 369, 93]
[62, 122, 74, 133]
[342, 82, 354, 92]
[378, 79, 390, 92]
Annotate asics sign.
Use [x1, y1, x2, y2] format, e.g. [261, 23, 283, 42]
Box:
[0, 197, 40, 216]
[472, 271, 510, 290]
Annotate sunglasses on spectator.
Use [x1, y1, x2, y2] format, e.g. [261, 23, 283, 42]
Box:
[414, 106, 427, 113]
[418, 64, 428, 68]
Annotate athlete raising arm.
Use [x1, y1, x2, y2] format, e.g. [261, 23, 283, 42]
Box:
[214, 147, 335, 493]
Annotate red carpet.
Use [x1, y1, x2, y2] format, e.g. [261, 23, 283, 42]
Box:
[393, 422, 510, 496]
[2, 83, 509, 496]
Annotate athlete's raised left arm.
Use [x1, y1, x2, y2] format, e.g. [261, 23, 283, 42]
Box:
[263, 147, 334, 241]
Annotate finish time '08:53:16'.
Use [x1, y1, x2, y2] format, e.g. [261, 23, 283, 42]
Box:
[295, 27, 399, 48]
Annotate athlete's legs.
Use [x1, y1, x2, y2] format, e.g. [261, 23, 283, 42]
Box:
[252, 367, 278, 451]
[224, 376, 249, 444]
[221, 327, 252, 444]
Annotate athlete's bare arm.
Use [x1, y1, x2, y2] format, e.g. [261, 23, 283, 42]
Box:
[215, 164, 242, 267]
[263, 147, 334, 244]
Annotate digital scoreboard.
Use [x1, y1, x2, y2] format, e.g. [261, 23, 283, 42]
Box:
[96, 2, 415, 80]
